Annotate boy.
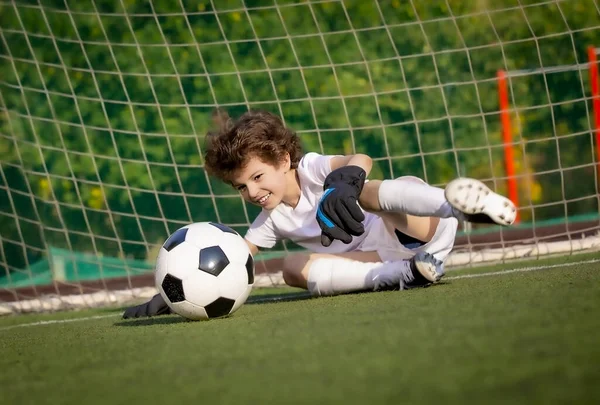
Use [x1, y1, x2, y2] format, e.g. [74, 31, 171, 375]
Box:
[123, 110, 515, 318]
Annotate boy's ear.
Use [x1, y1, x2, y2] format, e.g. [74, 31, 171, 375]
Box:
[283, 153, 291, 171]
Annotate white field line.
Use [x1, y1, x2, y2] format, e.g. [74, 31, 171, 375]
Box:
[1, 257, 599, 332]
[0, 314, 119, 332]
[444, 258, 600, 280]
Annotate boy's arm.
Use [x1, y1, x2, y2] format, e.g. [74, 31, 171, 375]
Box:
[317, 154, 373, 247]
[329, 154, 372, 176]
[122, 293, 171, 319]
[245, 238, 259, 256]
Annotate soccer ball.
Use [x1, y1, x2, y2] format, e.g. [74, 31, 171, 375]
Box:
[154, 222, 255, 321]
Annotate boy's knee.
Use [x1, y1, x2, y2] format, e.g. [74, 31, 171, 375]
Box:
[282, 268, 300, 287]
[359, 180, 382, 212]
[282, 254, 310, 288]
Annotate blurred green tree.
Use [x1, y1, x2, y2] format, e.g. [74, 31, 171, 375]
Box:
[0, 0, 598, 271]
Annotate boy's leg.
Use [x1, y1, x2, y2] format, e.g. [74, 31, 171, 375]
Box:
[377, 214, 459, 264]
[283, 252, 381, 289]
[375, 211, 440, 245]
[283, 250, 381, 289]
[359, 177, 458, 275]
[359, 177, 441, 245]
[122, 293, 172, 319]
[359, 177, 516, 226]
[283, 250, 443, 296]
[359, 178, 454, 218]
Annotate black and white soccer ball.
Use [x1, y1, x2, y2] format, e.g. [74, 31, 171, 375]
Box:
[154, 222, 255, 321]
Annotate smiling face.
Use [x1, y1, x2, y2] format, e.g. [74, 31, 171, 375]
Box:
[230, 154, 294, 210]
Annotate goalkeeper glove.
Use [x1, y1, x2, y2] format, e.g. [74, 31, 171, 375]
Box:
[122, 293, 172, 319]
[317, 165, 366, 247]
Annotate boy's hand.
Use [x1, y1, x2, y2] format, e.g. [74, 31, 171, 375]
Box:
[122, 293, 172, 319]
[317, 165, 366, 247]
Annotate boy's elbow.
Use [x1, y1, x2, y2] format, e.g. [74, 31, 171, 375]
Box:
[356, 154, 373, 174]
[245, 239, 259, 256]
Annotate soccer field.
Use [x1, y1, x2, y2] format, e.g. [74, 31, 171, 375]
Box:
[1, 252, 599, 405]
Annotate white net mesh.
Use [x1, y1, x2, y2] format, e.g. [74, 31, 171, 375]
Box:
[1, 0, 600, 313]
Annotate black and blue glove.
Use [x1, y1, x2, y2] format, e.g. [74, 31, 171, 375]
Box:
[317, 165, 367, 247]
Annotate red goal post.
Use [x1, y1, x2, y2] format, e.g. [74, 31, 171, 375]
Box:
[496, 45, 600, 224]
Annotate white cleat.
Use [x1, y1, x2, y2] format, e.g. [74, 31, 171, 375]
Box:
[400, 252, 445, 290]
[444, 178, 517, 226]
[373, 253, 444, 292]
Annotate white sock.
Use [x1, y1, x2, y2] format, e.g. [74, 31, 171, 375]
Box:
[307, 258, 413, 297]
[378, 178, 464, 220]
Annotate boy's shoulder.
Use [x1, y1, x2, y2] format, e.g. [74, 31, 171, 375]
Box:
[298, 152, 337, 177]
[299, 151, 324, 162]
[298, 152, 331, 168]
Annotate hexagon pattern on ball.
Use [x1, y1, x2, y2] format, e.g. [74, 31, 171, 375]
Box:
[215, 232, 251, 268]
[164, 242, 202, 281]
[154, 222, 255, 321]
[182, 270, 220, 306]
[212, 263, 248, 300]
[170, 301, 208, 321]
[184, 222, 228, 250]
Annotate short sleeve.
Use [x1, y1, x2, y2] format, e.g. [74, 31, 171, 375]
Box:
[244, 210, 278, 248]
[298, 152, 336, 185]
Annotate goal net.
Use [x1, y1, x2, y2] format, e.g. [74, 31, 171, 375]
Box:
[1, 0, 600, 313]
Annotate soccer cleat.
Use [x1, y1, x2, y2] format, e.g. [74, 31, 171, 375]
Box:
[444, 177, 517, 226]
[372, 253, 443, 291]
[400, 252, 445, 290]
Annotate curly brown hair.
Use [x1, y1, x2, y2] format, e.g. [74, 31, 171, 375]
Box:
[204, 110, 303, 182]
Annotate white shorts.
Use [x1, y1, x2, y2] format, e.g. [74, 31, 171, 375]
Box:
[357, 215, 457, 262]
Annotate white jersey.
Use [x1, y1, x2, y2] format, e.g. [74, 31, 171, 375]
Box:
[244, 153, 379, 254]
[244, 152, 458, 261]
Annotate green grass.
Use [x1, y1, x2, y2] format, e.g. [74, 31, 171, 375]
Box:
[1, 253, 599, 405]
